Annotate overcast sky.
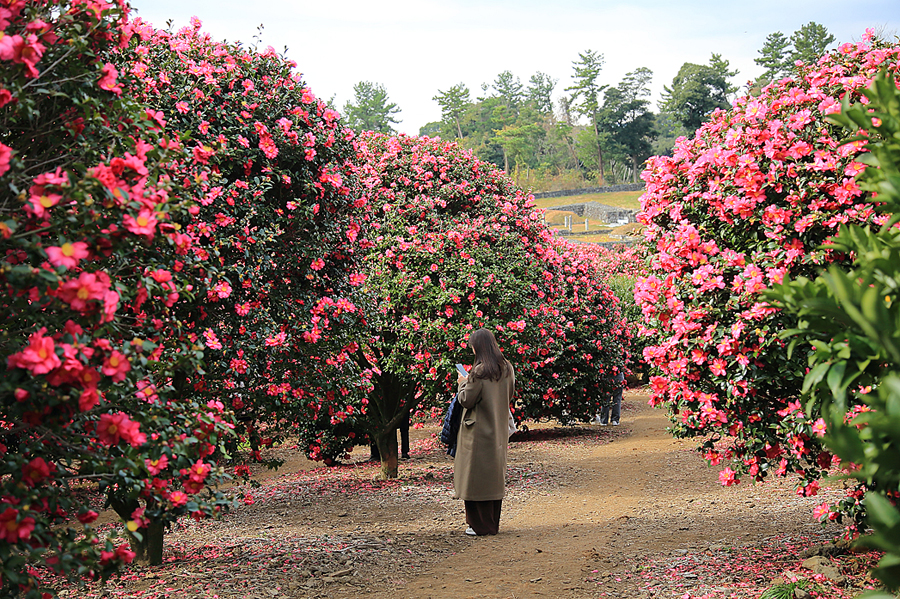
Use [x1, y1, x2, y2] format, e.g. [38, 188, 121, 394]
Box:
[132, 0, 900, 135]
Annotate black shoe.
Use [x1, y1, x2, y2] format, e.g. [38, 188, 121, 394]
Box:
[401, 453, 410, 459]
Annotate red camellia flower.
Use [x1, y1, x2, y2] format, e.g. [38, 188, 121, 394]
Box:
[22, 457, 52, 487]
[0, 507, 35, 542]
[96, 412, 146, 447]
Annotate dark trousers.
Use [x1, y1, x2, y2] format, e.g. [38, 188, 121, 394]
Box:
[465, 500, 502, 535]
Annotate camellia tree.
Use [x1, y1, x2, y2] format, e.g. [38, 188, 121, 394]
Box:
[116, 18, 369, 473]
[580, 244, 650, 381]
[635, 32, 900, 504]
[772, 71, 900, 591]
[300, 133, 626, 478]
[0, 2, 236, 596]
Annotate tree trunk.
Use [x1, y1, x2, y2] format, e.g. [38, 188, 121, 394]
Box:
[455, 117, 462, 139]
[593, 116, 605, 186]
[110, 497, 166, 565]
[128, 519, 165, 565]
[374, 427, 399, 479]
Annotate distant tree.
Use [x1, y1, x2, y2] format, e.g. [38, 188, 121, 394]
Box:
[602, 67, 657, 182]
[660, 53, 738, 132]
[527, 71, 557, 115]
[492, 70, 525, 113]
[790, 21, 835, 66]
[433, 83, 471, 138]
[419, 121, 443, 137]
[649, 111, 688, 157]
[755, 31, 792, 81]
[566, 49, 608, 184]
[342, 81, 401, 133]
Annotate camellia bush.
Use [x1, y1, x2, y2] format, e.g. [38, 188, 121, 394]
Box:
[772, 71, 900, 592]
[116, 18, 368, 472]
[0, 2, 235, 596]
[580, 244, 649, 381]
[635, 32, 900, 502]
[302, 133, 626, 477]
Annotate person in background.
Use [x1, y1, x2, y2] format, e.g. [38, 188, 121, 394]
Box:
[594, 370, 625, 426]
[453, 328, 515, 536]
[368, 408, 411, 460]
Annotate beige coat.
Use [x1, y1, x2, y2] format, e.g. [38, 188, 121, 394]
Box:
[453, 362, 515, 501]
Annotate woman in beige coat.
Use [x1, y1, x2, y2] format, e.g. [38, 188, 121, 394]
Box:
[454, 328, 516, 536]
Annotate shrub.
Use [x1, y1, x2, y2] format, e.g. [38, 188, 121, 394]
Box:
[0, 2, 233, 595]
[117, 18, 367, 470]
[635, 32, 900, 499]
[773, 70, 900, 591]
[323, 133, 625, 477]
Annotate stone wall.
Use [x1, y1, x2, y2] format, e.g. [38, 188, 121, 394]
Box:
[532, 183, 644, 200]
[546, 201, 637, 224]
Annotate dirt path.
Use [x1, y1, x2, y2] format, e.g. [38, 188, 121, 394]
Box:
[74, 392, 871, 599]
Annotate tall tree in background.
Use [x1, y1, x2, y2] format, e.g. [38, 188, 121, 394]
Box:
[492, 70, 525, 114]
[601, 67, 657, 182]
[790, 21, 835, 65]
[527, 72, 557, 115]
[659, 53, 738, 132]
[566, 49, 608, 184]
[755, 31, 792, 81]
[342, 81, 401, 133]
[433, 83, 471, 138]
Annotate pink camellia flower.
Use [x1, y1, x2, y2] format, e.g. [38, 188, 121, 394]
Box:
[101, 350, 130, 382]
[27, 191, 61, 218]
[0, 142, 12, 176]
[203, 328, 222, 350]
[56, 271, 110, 312]
[123, 209, 158, 238]
[718, 467, 739, 487]
[265, 331, 287, 347]
[46, 241, 89, 270]
[169, 491, 188, 507]
[10, 34, 45, 78]
[7, 329, 61, 375]
[145, 455, 169, 475]
[98, 63, 122, 95]
[0, 88, 12, 108]
[811, 418, 827, 437]
[0, 507, 35, 542]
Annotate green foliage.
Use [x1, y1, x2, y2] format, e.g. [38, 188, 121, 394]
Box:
[660, 53, 738, 132]
[342, 81, 401, 133]
[566, 49, 608, 182]
[755, 31, 793, 81]
[771, 69, 900, 592]
[601, 68, 657, 183]
[791, 22, 837, 66]
[432, 83, 471, 138]
[759, 579, 813, 599]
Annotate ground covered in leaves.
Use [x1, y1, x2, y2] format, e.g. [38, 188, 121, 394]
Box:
[59, 393, 885, 599]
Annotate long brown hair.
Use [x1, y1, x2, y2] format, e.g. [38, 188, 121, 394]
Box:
[469, 328, 509, 381]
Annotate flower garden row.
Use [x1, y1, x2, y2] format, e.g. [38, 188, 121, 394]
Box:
[0, 2, 642, 596]
[3, 0, 900, 596]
